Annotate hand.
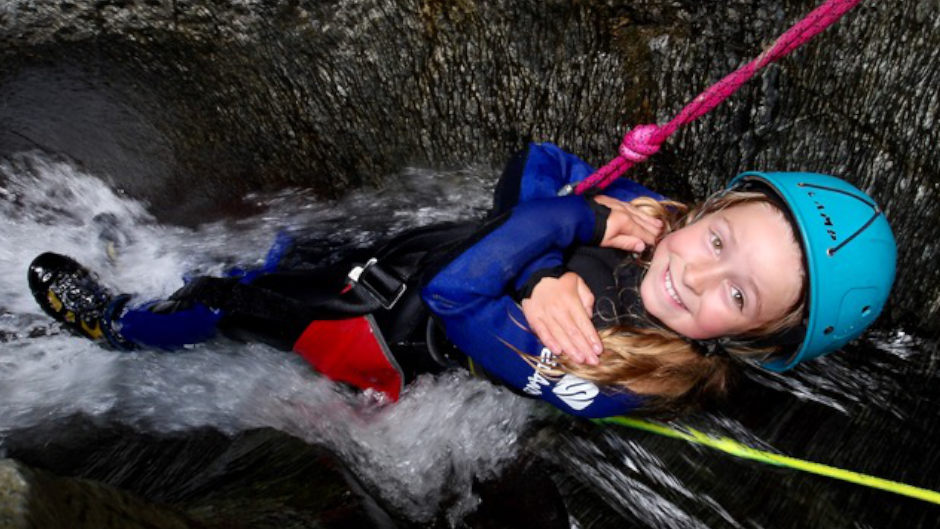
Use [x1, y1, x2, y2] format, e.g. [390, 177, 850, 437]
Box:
[521, 272, 602, 365]
[593, 195, 664, 253]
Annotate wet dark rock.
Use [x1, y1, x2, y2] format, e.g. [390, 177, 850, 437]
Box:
[1, 413, 570, 528]
[0, 458, 201, 529]
[3, 415, 400, 528]
[468, 456, 569, 529]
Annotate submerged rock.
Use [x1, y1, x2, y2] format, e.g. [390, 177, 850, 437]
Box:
[0, 458, 199, 529]
[1, 414, 569, 528]
[3, 417, 400, 528]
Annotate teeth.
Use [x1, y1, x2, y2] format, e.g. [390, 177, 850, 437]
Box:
[664, 269, 685, 308]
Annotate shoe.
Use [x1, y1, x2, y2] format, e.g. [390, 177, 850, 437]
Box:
[27, 252, 132, 348]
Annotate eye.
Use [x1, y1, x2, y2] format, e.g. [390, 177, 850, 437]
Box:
[710, 232, 723, 253]
[731, 286, 745, 310]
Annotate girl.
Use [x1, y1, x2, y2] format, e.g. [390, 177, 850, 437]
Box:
[27, 144, 897, 418]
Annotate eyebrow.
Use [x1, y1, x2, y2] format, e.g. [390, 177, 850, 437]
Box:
[717, 215, 738, 247]
[718, 215, 763, 314]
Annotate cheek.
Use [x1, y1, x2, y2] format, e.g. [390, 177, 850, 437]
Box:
[664, 224, 698, 248]
[657, 232, 678, 256]
[694, 316, 732, 337]
[693, 296, 740, 335]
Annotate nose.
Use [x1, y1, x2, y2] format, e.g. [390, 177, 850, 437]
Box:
[682, 261, 722, 295]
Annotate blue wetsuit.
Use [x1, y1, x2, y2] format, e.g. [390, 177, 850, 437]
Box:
[423, 143, 662, 418]
[111, 143, 663, 418]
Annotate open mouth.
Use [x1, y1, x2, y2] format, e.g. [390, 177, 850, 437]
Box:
[664, 266, 687, 310]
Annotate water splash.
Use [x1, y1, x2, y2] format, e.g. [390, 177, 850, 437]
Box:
[743, 330, 916, 419]
[0, 150, 528, 522]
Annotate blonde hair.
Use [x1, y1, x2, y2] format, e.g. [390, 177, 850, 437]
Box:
[534, 191, 806, 415]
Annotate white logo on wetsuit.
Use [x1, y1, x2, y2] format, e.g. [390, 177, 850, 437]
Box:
[523, 347, 555, 396]
[552, 374, 599, 411]
[522, 348, 599, 410]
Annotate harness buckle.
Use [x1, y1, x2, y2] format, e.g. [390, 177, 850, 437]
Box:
[347, 258, 407, 310]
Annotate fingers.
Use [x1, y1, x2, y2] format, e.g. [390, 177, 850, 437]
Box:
[549, 308, 599, 365]
[563, 306, 600, 364]
[604, 215, 657, 250]
[572, 307, 602, 357]
[626, 204, 664, 236]
[606, 234, 646, 253]
[523, 299, 600, 365]
[592, 194, 623, 210]
[597, 196, 661, 229]
[598, 201, 664, 251]
[574, 278, 602, 352]
[621, 205, 663, 242]
[576, 277, 594, 314]
[594, 195, 664, 238]
[521, 273, 603, 366]
[523, 306, 561, 353]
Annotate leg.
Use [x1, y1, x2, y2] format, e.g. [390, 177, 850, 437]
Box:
[27, 253, 314, 351]
[119, 274, 346, 351]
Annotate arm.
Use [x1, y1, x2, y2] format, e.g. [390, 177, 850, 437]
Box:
[422, 196, 642, 417]
[516, 142, 666, 203]
[520, 195, 665, 364]
[507, 143, 665, 293]
[424, 196, 601, 308]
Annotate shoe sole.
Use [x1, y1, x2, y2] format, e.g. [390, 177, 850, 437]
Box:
[28, 252, 107, 341]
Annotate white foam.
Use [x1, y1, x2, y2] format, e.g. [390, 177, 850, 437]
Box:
[0, 150, 527, 521]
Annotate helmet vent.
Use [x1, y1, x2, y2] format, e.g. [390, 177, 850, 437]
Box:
[861, 305, 871, 316]
[798, 182, 882, 258]
[827, 211, 882, 257]
[823, 326, 834, 335]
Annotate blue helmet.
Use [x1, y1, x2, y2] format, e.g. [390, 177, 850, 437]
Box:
[727, 171, 897, 371]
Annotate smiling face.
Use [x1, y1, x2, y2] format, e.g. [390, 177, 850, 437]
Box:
[639, 201, 804, 340]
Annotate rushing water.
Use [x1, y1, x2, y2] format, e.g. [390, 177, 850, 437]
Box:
[0, 151, 544, 523]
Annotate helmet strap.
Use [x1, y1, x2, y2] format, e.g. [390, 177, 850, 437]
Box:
[690, 337, 730, 358]
[690, 323, 806, 361]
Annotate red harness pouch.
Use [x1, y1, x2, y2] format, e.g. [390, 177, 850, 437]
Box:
[292, 315, 404, 401]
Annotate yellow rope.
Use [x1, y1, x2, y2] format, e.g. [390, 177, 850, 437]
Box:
[595, 416, 940, 505]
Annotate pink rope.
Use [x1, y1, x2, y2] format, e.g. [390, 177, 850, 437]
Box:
[574, 0, 864, 195]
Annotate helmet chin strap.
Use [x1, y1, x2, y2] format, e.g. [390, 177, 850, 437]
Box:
[690, 338, 731, 358]
[690, 323, 808, 361]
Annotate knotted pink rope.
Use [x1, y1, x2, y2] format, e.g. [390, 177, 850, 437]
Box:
[574, 0, 863, 195]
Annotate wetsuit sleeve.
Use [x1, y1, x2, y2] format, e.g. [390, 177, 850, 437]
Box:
[422, 196, 642, 418]
[509, 142, 660, 296]
[510, 199, 610, 299]
[517, 143, 595, 202]
[517, 142, 666, 203]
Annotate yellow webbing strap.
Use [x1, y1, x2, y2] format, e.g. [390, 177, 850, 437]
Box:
[467, 358, 479, 377]
[595, 416, 940, 505]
